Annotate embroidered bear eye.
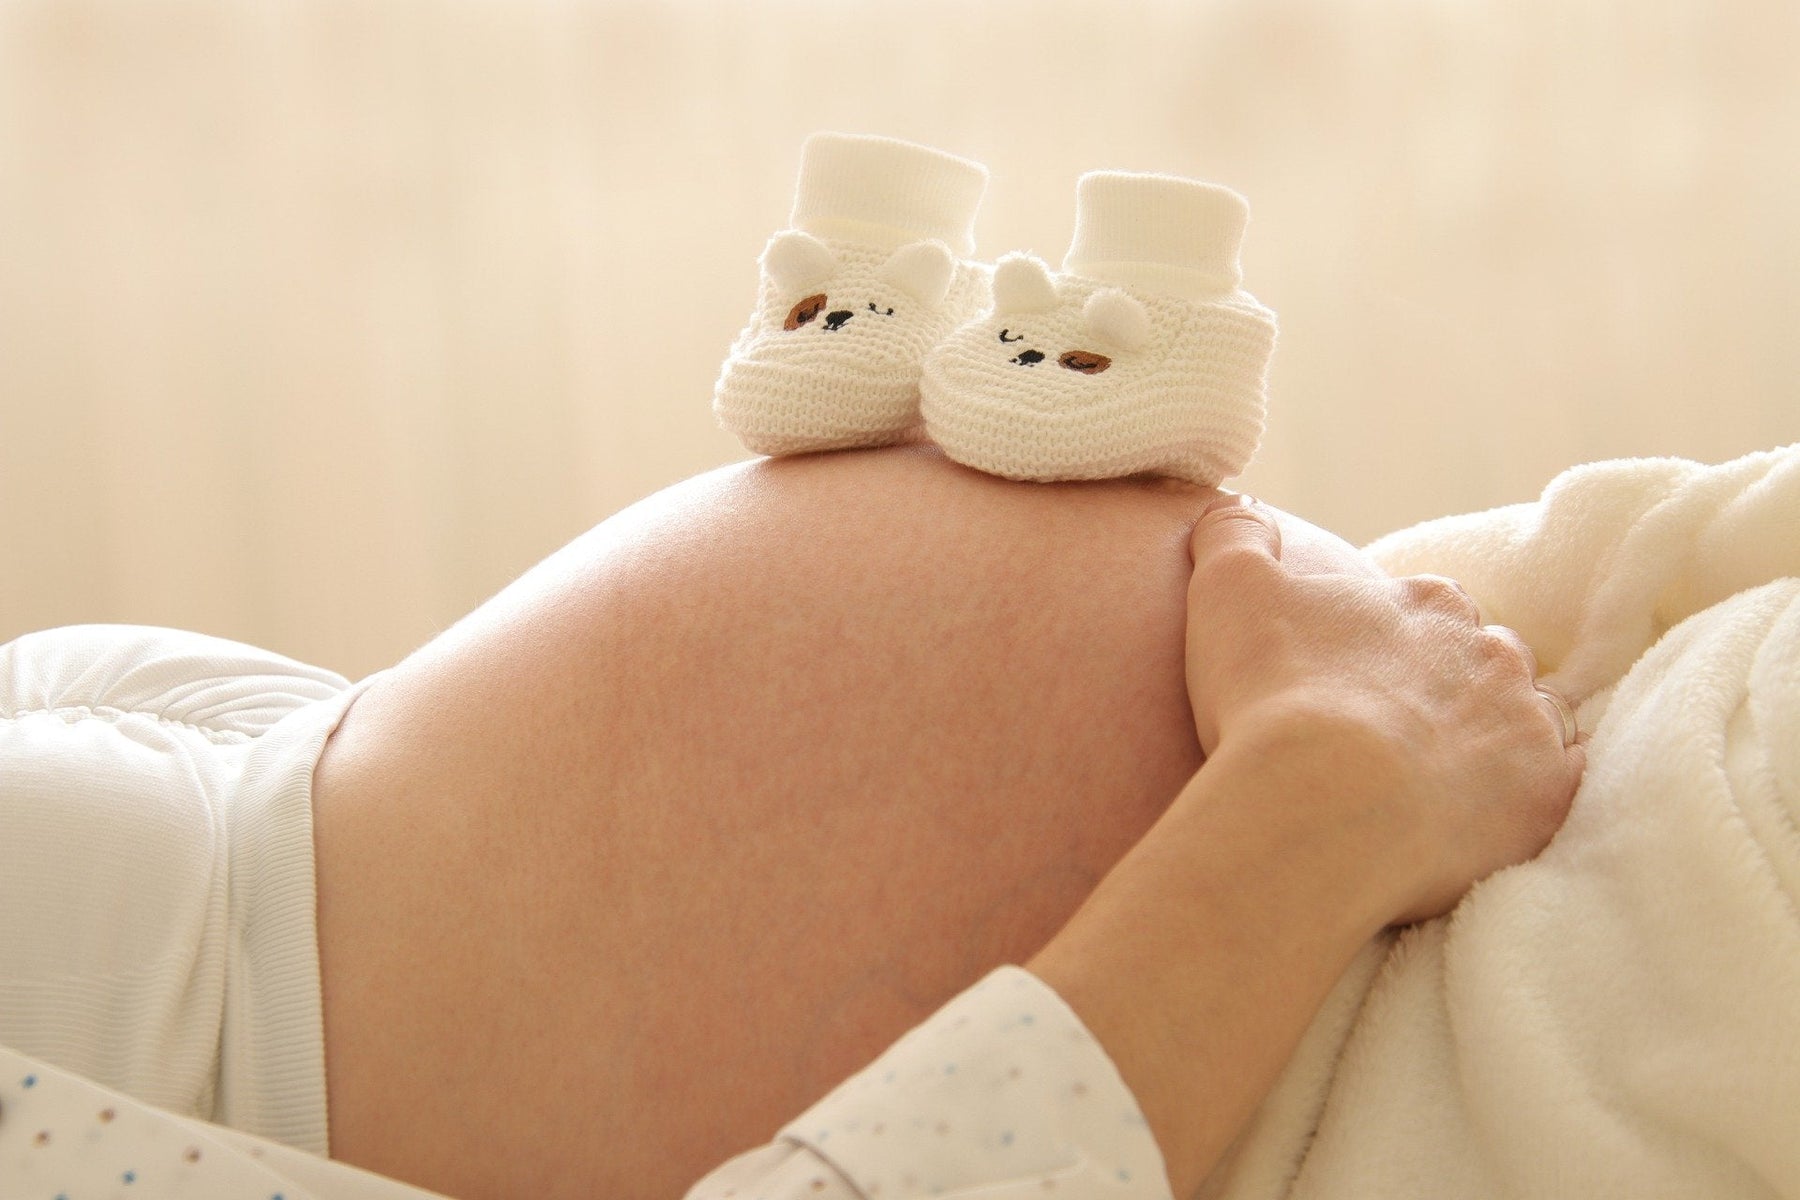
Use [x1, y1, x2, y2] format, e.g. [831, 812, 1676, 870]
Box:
[785, 294, 828, 330]
[866, 302, 894, 316]
[998, 328, 1024, 343]
[1058, 350, 1111, 374]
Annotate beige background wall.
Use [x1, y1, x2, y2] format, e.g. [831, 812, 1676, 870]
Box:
[2, 0, 1796, 679]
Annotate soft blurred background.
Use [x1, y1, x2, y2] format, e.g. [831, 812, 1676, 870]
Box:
[2, 0, 1796, 679]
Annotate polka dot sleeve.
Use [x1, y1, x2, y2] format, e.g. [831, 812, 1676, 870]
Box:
[686, 966, 1172, 1200]
[0, 1045, 447, 1200]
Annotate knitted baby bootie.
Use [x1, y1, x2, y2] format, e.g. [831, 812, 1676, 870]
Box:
[919, 171, 1277, 485]
[713, 133, 991, 456]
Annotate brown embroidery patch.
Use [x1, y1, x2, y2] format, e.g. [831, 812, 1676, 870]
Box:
[785, 294, 828, 330]
[1058, 350, 1111, 374]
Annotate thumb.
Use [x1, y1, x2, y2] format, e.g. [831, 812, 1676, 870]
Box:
[1189, 493, 1282, 569]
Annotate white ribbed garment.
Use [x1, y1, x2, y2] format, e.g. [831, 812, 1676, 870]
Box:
[0, 624, 370, 1155]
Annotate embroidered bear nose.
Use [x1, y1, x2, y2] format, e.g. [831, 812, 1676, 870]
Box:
[1011, 349, 1046, 366]
[824, 310, 854, 331]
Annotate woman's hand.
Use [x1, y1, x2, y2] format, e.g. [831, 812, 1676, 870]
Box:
[1183, 494, 1585, 926]
[1027, 492, 1587, 1198]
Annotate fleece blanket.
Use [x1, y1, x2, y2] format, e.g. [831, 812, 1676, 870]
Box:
[1197, 444, 1800, 1200]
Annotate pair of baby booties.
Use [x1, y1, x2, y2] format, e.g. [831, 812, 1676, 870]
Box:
[712, 132, 1277, 487]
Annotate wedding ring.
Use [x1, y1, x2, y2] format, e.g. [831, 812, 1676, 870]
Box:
[1535, 684, 1578, 747]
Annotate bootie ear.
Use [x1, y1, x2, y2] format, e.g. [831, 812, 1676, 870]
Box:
[1082, 288, 1151, 352]
[880, 239, 955, 307]
[992, 253, 1059, 314]
[762, 230, 839, 293]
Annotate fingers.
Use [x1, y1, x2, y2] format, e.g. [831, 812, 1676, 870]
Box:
[1563, 734, 1589, 791]
[1402, 575, 1541, 686]
[1403, 574, 1484, 626]
[1482, 623, 1538, 679]
[1479, 623, 1581, 763]
[1188, 493, 1282, 570]
[1184, 495, 1283, 759]
[1404, 577, 1579, 771]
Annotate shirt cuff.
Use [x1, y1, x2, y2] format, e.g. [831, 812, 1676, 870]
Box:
[767, 965, 1172, 1200]
[685, 1140, 862, 1200]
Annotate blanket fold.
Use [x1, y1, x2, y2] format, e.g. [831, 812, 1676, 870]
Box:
[1197, 443, 1800, 1200]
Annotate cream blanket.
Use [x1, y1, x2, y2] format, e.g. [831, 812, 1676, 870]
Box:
[1199, 444, 1800, 1200]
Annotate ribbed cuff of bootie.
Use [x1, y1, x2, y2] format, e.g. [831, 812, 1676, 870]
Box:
[790, 132, 989, 257]
[1062, 171, 1250, 300]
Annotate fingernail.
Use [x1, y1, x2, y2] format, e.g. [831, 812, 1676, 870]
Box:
[1198, 493, 1257, 521]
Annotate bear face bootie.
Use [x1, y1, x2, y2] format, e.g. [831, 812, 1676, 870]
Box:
[713, 133, 992, 456]
[919, 171, 1277, 486]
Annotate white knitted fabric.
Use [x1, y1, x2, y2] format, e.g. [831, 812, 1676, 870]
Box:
[714, 133, 991, 456]
[920, 172, 1277, 485]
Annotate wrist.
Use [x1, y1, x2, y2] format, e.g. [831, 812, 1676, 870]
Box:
[1026, 727, 1397, 1197]
[1210, 701, 1431, 925]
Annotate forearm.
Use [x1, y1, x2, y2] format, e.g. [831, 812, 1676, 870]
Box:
[1027, 720, 1397, 1199]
